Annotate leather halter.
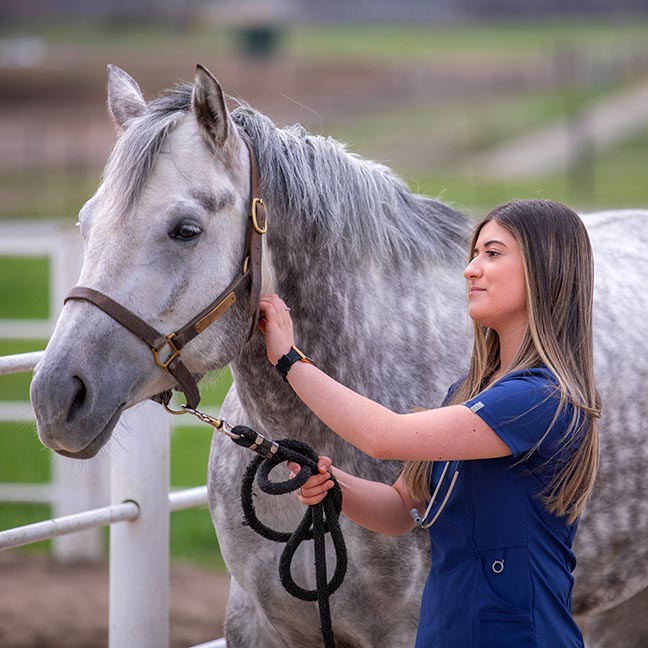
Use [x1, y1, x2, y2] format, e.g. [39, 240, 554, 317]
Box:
[64, 137, 267, 411]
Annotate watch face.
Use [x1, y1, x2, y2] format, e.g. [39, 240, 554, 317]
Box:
[292, 346, 314, 364]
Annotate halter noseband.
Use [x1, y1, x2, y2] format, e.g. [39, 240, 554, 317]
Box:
[64, 137, 267, 412]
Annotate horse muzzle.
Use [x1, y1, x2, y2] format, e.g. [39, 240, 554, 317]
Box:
[30, 334, 144, 459]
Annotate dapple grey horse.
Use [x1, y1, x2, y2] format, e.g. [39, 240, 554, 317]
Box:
[30, 65, 648, 647]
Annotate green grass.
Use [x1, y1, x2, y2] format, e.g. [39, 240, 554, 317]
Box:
[5, 20, 647, 61]
[0, 419, 230, 564]
[0, 421, 53, 554]
[329, 82, 620, 165]
[0, 256, 50, 318]
[0, 255, 51, 399]
[287, 21, 648, 61]
[170, 425, 223, 569]
[408, 124, 648, 214]
[0, 402, 232, 567]
[0, 340, 47, 401]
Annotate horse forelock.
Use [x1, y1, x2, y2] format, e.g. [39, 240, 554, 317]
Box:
[100, 83, 195, 221]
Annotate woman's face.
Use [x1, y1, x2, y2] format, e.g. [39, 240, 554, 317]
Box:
[463, 220, 527, 333]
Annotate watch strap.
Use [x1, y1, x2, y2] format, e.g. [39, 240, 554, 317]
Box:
[275, 345, 314, 382]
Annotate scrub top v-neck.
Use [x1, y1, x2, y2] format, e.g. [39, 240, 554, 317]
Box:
[415, 367, 585, 648]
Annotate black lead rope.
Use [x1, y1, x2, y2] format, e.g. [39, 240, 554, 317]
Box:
[232, 425, 347, 648]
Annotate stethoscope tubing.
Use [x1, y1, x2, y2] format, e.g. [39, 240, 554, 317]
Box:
[411, 460, 464, 528]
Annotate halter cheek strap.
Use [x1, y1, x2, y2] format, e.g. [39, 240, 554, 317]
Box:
[64, 137, 267, 411]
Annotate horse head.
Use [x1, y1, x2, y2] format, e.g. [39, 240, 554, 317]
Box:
[31, 64, 260, 458]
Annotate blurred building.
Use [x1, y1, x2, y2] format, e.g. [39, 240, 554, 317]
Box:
[2, 0, 648, 25]
[0, 0, 202, 25]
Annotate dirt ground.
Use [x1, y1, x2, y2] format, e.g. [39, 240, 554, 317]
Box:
[0, 552, 229, 648]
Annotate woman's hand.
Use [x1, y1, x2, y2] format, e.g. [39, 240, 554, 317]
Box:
[288, 456, 335, 506]
[258, 293, 296, 365]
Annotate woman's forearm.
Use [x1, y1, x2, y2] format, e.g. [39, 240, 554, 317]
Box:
[287, 362, 398, 457]
[330, 466, 415, 536]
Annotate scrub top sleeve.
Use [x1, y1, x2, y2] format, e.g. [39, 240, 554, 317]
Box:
[463, 373, 561, 459]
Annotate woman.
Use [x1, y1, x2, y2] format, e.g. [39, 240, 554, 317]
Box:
[259, 199, 600, 647]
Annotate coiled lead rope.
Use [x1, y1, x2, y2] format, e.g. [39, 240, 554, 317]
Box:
[181, 408, 347, 648]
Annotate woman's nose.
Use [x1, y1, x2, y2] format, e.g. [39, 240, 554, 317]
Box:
[464, 257, 482, 279]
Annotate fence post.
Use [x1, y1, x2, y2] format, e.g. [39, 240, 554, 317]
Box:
[50, 225, 109, 561]
[109, 400, 170, 648]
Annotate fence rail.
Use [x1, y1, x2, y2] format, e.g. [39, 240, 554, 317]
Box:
[0, 500, 140, 550]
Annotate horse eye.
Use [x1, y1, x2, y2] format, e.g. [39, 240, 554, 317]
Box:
[170, 222, 202, 241]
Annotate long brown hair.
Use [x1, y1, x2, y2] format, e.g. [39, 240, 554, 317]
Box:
[403, 199, 601, 524]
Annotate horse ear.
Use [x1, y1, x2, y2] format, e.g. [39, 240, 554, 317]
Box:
[192, 64, 232, 150]
[107, 64, 146, 131]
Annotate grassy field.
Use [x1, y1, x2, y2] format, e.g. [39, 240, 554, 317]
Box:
[413, 123, 648, 215]
[5, 19, 648, 60]
[1, 20, 647, 567]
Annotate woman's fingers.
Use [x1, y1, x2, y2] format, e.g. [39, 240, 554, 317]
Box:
[297, 479, 335, 505]
[259, 293, 296, 365]
[317, 456, 333, 473]
[286, 461, 301, 475]
[288, 456, 334, 505]
[260, 294, 293, 324]
[295, 457, 335, 505]
[302, 471, 332, 488]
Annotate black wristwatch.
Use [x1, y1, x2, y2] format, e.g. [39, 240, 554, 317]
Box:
[275, 345, 315, 382]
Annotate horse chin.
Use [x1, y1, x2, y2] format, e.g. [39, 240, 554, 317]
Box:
[54, 403, 126, 460]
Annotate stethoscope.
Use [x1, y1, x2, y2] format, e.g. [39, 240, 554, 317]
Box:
[410, 460, 464, 528]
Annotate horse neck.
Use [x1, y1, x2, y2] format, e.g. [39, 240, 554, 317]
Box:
[230, 213, 469, 444]
[230, 223, 368, 438]
[228, 119, 471, 440]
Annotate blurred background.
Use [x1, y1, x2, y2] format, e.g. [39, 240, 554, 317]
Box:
[1, 1, 647, 646]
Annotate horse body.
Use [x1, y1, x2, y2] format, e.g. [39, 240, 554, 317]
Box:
[571, 210, 648, 615]
[29, 66, 648, 647]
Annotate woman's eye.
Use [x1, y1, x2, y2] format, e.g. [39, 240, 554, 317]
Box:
[170, 223, 202, 241]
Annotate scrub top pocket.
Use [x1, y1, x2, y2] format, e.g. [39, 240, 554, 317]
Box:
[478, 546, 532, 614]
[480, 613, 536, 648]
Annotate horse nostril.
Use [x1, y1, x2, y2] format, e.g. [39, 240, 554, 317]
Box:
[66, 376, 88, 423]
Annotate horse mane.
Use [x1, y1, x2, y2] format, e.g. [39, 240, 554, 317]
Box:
[102, 82, 470, 264]
[232, 106, 469, 264]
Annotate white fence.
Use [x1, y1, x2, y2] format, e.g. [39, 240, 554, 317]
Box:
[0, 222, 227, 648]
[0, 221, 109, 560]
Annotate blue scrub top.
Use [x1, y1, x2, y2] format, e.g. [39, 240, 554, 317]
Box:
[415, 367, 585, 648]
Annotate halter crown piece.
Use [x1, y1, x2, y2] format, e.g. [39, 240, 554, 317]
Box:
[64, 136, 267, 412]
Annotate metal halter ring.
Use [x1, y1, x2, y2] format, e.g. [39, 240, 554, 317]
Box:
[162, 400, 187, 416]
[251, 198, 267, 234]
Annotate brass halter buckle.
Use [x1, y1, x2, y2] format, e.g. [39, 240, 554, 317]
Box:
[251, 198, 267, 235]
[152, 333, 181, 369]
